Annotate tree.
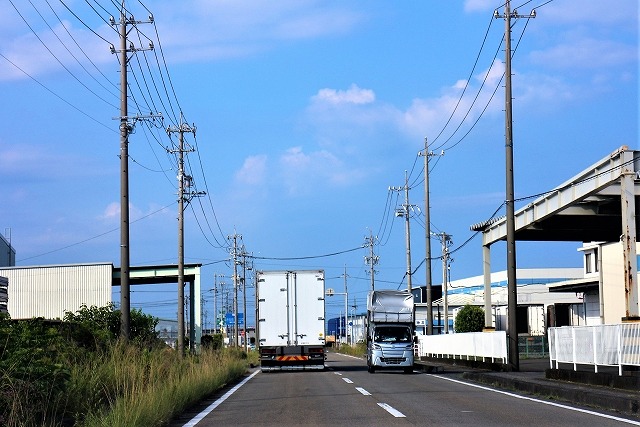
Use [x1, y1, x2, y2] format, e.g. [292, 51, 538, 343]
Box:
[63, 303, 160, 348]
[454, 304, 485, 333]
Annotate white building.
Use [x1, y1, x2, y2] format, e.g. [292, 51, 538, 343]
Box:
[549, 241, 640, 325]
[415, 268, 584, 336]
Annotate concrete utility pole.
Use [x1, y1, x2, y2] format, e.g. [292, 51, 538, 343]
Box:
[242, 248, 252, 351]
[229, 233, 242, 347]
[418, 138, 444, 335]
[390, 171, 413, 292]
[110, 5, 156, 341]
[364, 231, 379, 291]
[438, 232, 453, 334]
[494, 1, 535, 371]
[343, 265, 349, 345]
[167, 115, 197, 355]
[117, 3, 130, 341]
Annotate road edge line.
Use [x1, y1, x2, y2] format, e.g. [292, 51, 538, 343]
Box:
[183, 370, 260, 427]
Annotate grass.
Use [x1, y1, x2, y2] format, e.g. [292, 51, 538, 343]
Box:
[1, 342, 255, 427]
[78, 345, 252, 427]
[333, 342, 366, 358]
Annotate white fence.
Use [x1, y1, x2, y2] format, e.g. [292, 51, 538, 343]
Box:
[549, 324, 640, 375]
[416, 331, 507, 364]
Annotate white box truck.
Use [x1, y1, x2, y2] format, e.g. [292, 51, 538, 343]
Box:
[366, 289, 415, 374]
[257, 270, 326, 371]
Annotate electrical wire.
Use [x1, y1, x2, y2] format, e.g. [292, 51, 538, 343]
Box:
[10, 0, 120, 110]
[17, 201, 177, 263]
[0, 52, 115, 133]
[250, 246, 365, 261]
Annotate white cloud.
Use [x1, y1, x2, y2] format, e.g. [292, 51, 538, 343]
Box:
[101, 202, 120, 220]
[1, 1, 364, 79]
[530, 37, 637, 70]
[153, 1, 364, 63]
[278, 146, 364, 195]
[235, 154, 268, 185]
[99, 202, 152, 223]
[463, 0, 495, 13]
[313, 84, 375, 105]
[0, 16, 112, 81]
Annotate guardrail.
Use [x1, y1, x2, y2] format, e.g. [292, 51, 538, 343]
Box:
[416, 331, 507, 364]
[548, 323, 640, 375]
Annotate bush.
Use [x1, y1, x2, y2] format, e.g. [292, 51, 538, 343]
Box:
[63, 303, 162, 348]
[0, 317, 71, 426]
[201, 334, 224, 350]
[454, 304, 485, 333]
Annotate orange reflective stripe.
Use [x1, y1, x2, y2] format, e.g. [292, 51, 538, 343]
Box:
[275, 355, 309, 361]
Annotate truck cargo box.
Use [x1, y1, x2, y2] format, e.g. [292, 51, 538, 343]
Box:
[367, 290, 414, 323]
[257, 270, 326, 371]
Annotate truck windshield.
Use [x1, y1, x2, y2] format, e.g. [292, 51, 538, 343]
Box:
[374, 326, 412, 343]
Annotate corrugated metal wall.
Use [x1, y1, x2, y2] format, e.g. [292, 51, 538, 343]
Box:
[0, 264, 112, 320]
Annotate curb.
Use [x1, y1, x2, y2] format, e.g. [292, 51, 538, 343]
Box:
[462, 371, 640, 417]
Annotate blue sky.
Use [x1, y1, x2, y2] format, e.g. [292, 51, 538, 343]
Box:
[0, 1, 637, 327]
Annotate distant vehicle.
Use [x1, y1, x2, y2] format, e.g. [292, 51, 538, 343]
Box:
[366, 290, 415, 374]
[257, 270, 326, 371]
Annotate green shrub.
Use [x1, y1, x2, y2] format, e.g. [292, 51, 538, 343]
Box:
[0, 317, 71, 426]
[454, 304, 485, 333]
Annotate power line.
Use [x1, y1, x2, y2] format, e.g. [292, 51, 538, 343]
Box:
[10, 0, 120, 109]
[0, 52, 115, 133]
[250, 246, 364, 261]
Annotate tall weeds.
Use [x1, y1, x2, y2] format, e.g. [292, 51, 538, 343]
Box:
[1, 311, 254, 426]
[80, 345, 249, 427]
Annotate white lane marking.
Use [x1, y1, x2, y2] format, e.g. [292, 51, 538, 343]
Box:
[356, 387, 371, 396]
[432, 374, 640, 426]
[342, 378, 353, 384]
[183, 370, 260, 427]
[377, 403, 406, 418]
[334, 372, 343, 376]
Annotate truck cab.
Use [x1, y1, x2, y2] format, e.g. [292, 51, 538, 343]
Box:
[367, 323, 414, 373]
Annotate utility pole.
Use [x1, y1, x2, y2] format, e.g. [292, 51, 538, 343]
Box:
[343, 265, 349, 345]
[167, 114, 198, 355]
[364, 231, 379, 291]
[418, 138, 444, 335]
[435, 232, 453, 334]
[109, 6, 156, 341]
[242, 248, 252, 352]
[229, 233, 242, 347]
[494, 1, 536, 371]
[390, 171, 413, 292]
[213, 274, 226, 334]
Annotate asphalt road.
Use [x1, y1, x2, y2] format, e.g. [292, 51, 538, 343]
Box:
[175, 352, 640, 426]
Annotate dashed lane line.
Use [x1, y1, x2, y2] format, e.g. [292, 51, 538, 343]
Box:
[377, 403, 406, 418]
[356, 387, 371, 396]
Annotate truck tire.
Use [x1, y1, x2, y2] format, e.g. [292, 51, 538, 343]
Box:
[367, 364, 375, 373]
[403, 366, 413, 374]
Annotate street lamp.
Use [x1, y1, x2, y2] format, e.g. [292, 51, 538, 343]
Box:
[326, 288, 348, 346]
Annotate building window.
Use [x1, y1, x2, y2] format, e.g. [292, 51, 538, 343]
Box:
[585, 253, 592, 274]
[594, 248, 599, 272]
